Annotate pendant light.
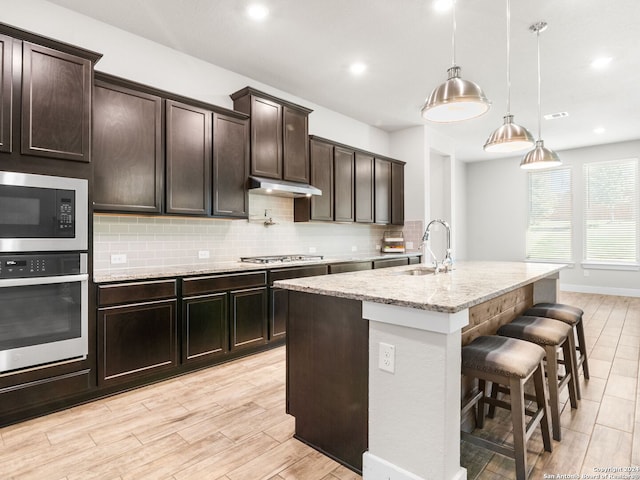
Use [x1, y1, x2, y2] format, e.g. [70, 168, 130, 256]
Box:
[484, 0, 534, 152]
[520, 22, 561, 169]
[421, 0, 491, 122]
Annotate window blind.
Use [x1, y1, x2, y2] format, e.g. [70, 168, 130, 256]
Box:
[584, 158, 638, 264]
[526, 167, 572, 261]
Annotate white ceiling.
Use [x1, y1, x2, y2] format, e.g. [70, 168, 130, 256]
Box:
[48, 0, 640, 162]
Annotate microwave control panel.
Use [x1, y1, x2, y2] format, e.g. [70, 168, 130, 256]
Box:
[0, 253, 80, 279]
[55, 190, 75, 236]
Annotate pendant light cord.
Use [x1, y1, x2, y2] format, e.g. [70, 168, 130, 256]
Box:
[536, 26, 542, 140]
[506, 0, 511, 115]
[451, 0, 457, 67]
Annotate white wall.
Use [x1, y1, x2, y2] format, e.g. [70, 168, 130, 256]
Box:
[467, 139, 640, 296]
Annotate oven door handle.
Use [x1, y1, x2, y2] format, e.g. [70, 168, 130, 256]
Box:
[0, 273, 88, 288]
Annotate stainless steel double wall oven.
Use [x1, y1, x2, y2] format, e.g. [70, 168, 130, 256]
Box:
[0, 172, 89, 373]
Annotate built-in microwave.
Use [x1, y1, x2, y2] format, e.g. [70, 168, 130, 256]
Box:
[0, 172, 88, 252]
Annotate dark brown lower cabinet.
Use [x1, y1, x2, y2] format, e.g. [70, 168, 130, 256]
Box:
[97, 279, 178, 387]
[230, 287, 268, 350]
[268, 264, 329, 341]
[182, 292, 228, 364]
[287, 291, 368, 473]
[98, 299, 177, 387]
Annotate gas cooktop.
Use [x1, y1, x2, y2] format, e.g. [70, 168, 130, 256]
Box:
[240, 254, 324, 264]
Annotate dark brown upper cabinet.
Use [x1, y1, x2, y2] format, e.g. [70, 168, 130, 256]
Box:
[213, 112, 250, 218]
[21, 42, 92, 162]
[0, 34, 12, 153]
[93, 73, 249, 218]
[283, 106, 310, 183]
[354, 152, 374, 223]
[309, 137, 334, 221]
[374, 158, 391, 224]
[295, 136, 405, 225]
[165, 100, 212, 216]
[391, 161, 405, 225]
[93, 77, 163, 213]
[231, 87, 312, 183]
[334, 146, 355, 222]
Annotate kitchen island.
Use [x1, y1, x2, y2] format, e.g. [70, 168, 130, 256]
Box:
[274, 260, 564, 480]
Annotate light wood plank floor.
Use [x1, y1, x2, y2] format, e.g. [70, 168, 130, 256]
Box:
[0, 292, 636, 479]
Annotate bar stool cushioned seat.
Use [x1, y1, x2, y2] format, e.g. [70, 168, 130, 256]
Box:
[525, 303, 590, 382]
[461, 335, 552, 480]
[497, 316, 579, 441]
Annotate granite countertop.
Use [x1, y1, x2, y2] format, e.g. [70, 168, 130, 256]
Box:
[93, 252, 422, 283]
[273, 260, 565, 313]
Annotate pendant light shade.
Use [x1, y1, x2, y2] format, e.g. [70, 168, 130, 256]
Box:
[520, 22, 561, 169]
[484, 114, 535, 152]
[520, 139, 561, 169]
[421, 66, 491, 122]
[484, 0, 534, 152]
[421, 0, 490, 123]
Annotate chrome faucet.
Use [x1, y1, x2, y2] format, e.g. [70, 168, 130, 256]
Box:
[420, 219, 453, 273]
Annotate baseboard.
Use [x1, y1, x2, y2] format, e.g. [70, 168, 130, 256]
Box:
[362, 452, 467, 480]
[561, 283, 640, 298]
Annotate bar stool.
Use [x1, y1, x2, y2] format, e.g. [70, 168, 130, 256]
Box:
[525, 303, 590, 384]
[461, 335, 552, 480]
[497, 316, 579, 441]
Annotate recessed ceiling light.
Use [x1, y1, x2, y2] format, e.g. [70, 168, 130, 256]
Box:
[433, 0, 453, 12]
[246, 4, 269, 21]
[349, 62, 367, 75]
[594, 127, 605, 134]
[591, 57, 612, 69]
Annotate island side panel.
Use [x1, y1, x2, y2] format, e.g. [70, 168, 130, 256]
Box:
[287, 291, 368, 473]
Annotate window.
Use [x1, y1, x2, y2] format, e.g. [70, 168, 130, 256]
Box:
[526, 167, 572, 261]
[584, 158, 638, 265]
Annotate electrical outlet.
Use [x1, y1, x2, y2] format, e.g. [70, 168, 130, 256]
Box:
[583, 270, 590, 277]
[110, 254, 127, 265]
[379, 342, 395, 373]
[309, 246, 317, 253]
[198, 250, 210, 259]
[406, 241, 414, 250]
[351, 245, 358, 252]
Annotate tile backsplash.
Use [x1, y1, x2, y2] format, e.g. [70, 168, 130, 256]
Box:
[94, 193, 415, 275]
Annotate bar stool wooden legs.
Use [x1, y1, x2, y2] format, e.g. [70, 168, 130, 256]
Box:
[525, 303, 590, 383]
[461, 336, 553, 480]
[498, 316, 579, 441]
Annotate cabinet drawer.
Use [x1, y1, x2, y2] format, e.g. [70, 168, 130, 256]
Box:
[373, 257, 409, 269]
[329, 261, 372, 274]
[98, 279, 177, 306]
[268, 265, 328, 283]
[183, 271, 267, 296]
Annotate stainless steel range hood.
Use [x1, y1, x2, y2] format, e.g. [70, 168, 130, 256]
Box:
[248, 176, 322, 198]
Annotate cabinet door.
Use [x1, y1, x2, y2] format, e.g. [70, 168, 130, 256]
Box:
[391, 162, 405, 225]
[183, 293, 228, 364]
[93, 81, 163, 213]
[21, 42, 92, 162]
[334, 146, 355, 222]
[309, 139, 334, 221]
[251, 96, 282, 179]
[283, 106, 309, 183]
[270, 287, 288, 340]
[230, 287, 267, 350]
[97, 299, 177, 387]
[0, 34, 11, 153]
[374, 158, 391, 224]
[165, 100, 211, 215]
[213, 113, 249, 218]
[355, 152, 374, 223]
